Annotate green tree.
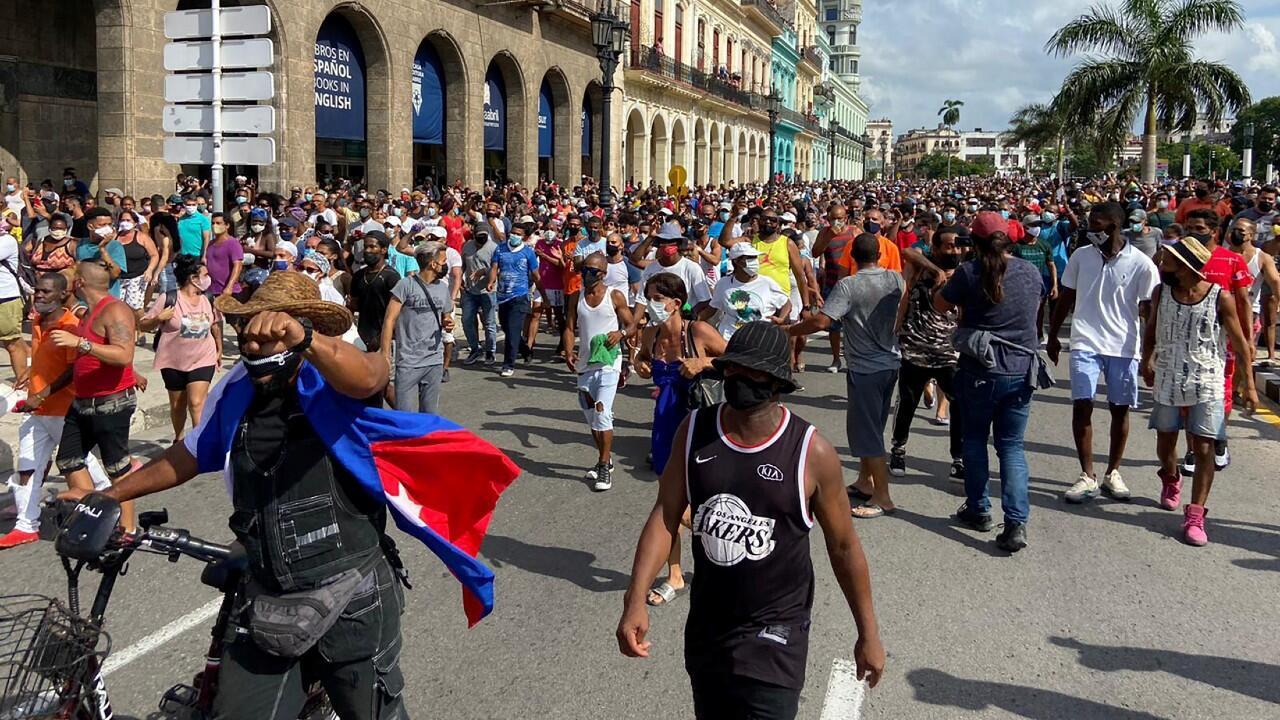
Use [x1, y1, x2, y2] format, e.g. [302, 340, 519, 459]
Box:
[938, 100, 964, 128]
[1157, 140, 1241, 178]
[914, 153, 993, 180]
[1230, 97, 1280, 175]
[1004, 102, 1128, 178]
[1047, 0, 1251, 183]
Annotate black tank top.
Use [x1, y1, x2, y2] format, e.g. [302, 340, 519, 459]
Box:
[683, 404, 816, 690]
[120, 236, 150, 279]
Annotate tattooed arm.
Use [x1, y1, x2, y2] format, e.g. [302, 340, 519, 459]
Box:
[88, 301, 137, 367]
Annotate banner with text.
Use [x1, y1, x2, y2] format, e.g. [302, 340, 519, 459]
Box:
[412, 41, 445, 145]
[484, 70, 506, 152]
[581, 99, 591, 158]
[538, 81, 554, 158]
[314, 15, 366, 141]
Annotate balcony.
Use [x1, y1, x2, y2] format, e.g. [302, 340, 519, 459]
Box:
[799, 45, 822, 74]
[627, 46, 767, 114]
[779, 106, 823, 134]
[741, 0, 789, 34]
[830, 43, 861, 57]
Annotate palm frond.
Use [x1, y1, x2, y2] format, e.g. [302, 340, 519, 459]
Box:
[1179, 59, 1252, 125]
[1046, 5, 1140, 59]
[1051, 60, 1146, 129]
[1157, 0, 1244, 46]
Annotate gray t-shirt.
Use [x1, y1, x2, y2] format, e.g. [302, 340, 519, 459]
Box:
[1124, 227, 1162, 258]
[461, 239, 498, 295]
[391, 274, 454, 369]
[821, 267, 905, 374]
[940, 257, 1042, 376]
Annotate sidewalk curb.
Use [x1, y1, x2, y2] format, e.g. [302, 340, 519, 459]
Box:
[1253, 363, 1280, 409]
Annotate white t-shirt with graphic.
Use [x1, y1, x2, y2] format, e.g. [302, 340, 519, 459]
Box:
[709, 274, 789, 341]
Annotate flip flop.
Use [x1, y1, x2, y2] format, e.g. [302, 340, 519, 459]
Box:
[931, 416, 951, 426]
[646, 581, 688, 607]
[847, 486, 873, 502]
[852, 502, 896, 519]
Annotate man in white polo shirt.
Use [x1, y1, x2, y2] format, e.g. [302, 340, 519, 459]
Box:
[1048, 201, 1159, 503]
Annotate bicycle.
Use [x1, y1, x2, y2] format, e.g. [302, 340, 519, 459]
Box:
[0, 492, 335, 719]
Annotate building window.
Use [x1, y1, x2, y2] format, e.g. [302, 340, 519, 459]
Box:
[674, 5, 683, 62]
[827, 27, 835, 46]
[653, 0, 664, 45]
[825, 8, 836, 20]
[851, 60, 858, 74]
[849, 26, 857, 45]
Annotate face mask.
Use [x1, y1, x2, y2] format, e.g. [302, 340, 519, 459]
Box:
[1188, 231, 1212, 245]
[936, 253, 960, 271]
[545, 230, 559, 241]
[606, 244, 622, 256]
[33, 300, 60, 315]
[243, 348, 304, 396]
[49, 229, 67, 240]
[1154, 200, 1169, 210]
[184, 206, 197, 216]
[864, 220, 881, 235]
[427, 208, 439, 217]
[1041, 212, 1056, 224]
[1130, 223, 1144, 234]
[718, 211, 730, 221]
[63, 179, 73, 188]
[724, 374, 776, 411]
[1258, 201, 1275, 213]
[195, 275, 212, 291]
[647, 301, 672, 324]
[117, 221, 135, 233]
[394, 209, 404, 217]
[999, 210, 1010, 220]
[475, 235, 488, 246]
[251, 223, 266, 234]
[742, 258, 760, 276]
[968, 204, 979, 212]
[303, 269, 322, 282]
[304, 193, 314, 202]
[1026, 226, 1042, 238]
[1229, 230, 1247, 245]
[658, 244, 679, 259]
[235, 196, 247, 205]
[1087, 230, 1110, 246]
[509, 236, 525, 249]
[1160, 271, 1181, 288]
[4, 184, 13, 193]
[94, 225, 114, 238]
[943, 212, 956, 223]
[273, 259, 290, 272]
[581, 268, 603, 287]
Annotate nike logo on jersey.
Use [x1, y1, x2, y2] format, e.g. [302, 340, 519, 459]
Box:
[695, 454, 716, 464]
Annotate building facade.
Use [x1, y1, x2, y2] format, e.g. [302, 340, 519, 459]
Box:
[0, 0, 615, 196]
[894, 126, 961, 177]
[958, 129, 1028, 175]
[866, 118, 893, 178]
[817, 0, 867, 180]
[621, 0, 782, 188]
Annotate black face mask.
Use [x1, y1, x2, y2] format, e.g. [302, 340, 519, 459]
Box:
[581, 268, 604, 287]
[759, 222, 779, 236]
[724, 374, 776, 411]
[606, 244, 622, 256]
[1258, 200, 1275, 212]
[864, 219, 882, 235]
[936, 253, 961, 271]
[1160, 271, 1181, 288]
[243, 348, 304, 396]
[1229, 230, 1247, 245]
[1187, 231, 1213, 245]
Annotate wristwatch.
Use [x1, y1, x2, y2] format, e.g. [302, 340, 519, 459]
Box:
[291, 317, 314, 354]
[77, 338, 92, 355]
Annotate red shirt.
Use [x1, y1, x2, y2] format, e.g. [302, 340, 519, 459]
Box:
[895, 229, 918, 250]
[440, 214, 466, 253]
[73, 297, 136, 399]
[1202, 245, 1253, 298]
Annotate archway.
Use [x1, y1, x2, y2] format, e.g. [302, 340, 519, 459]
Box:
[314, 10, 389, 186]
[650, 113, 669, 187]
[538, 68, 572, 185]
[670, 118, 688, 186]
[693, 118, 707, 186]
[582, 82, 603, 184]
[625, 107, 647, 187]
[411, 33, 467, 191]
[484, 53, 527, 186]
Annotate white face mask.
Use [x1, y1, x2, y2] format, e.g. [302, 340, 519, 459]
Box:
[1087, 230, 1110, 246]
[251, 223, 266, 234]
[93, 225, 114, 238]
[427, 208, 438, 217]
[117, 221, 135, 233]
[1157, 200, 1169, 210]
[1025, 226, 1042, 238]
[49, 229, 68, 240]
[647, 300, 672, 324]
[741, 258, 760, 276]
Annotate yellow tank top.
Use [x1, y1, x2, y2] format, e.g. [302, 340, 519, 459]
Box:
[751, 234, 791, 294]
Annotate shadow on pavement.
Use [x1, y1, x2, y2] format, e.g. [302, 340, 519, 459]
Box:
[1049, 636, 1280, 705]
[480, 533, 630, 592]
[906, 667, 1168, 719]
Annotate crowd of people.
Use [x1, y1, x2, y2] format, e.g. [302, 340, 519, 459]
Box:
[1, 167, 1278, 717]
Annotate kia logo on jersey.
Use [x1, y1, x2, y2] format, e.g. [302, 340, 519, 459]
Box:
[757, 463, 784, 482]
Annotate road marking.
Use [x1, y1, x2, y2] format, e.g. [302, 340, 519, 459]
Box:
[101, 598, 222, 677]
[1251, 402, 1280, 428]
[819, 658, 866, 720]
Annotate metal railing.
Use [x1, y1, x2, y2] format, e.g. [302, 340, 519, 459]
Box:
[628, 46, 767, 112]
[779, 106, 821, 132]
[740, 0, 789, 31]
[801, 45, 823, 69]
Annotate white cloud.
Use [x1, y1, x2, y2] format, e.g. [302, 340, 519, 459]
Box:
[856, 0, 1280, 135]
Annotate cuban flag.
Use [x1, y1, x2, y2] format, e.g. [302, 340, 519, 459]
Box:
[187, 363, 520, 627]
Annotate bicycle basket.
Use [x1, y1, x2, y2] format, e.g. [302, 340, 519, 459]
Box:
[0, 595, 110, 719]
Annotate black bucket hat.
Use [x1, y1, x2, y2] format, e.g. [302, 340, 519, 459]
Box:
[712, 321, 798, 394]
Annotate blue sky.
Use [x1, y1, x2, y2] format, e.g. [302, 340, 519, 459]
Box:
[858, 0, 1280, 133]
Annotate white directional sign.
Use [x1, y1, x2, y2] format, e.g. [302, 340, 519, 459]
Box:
[164, 6, 271, 40]
[164, 71, 274, 103]
[164, 137, 276, 166]
[162, 105, 275, 134]
[164, 38, 274, 72]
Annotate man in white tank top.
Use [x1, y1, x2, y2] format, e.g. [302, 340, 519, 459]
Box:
[562, 253, 636, 491]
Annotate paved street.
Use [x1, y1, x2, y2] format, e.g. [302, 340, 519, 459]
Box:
[4, 339, 1280, 719]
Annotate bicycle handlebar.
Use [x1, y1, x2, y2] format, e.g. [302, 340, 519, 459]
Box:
[124, 525, 232, 563]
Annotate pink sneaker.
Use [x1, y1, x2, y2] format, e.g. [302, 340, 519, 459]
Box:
[1183, 504, 1208, 546]
[0, 529, 39, 549]
[1159, 473, 1181, 511]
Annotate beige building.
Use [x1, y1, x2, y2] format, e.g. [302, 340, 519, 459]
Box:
[621, 0, 782, 188]
[866, 118, 892, 178]
[0, 0, 613, 196]
[893, 126, 961, 177]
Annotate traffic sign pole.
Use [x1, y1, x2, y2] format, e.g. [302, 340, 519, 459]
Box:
[210, 0, 224, 213]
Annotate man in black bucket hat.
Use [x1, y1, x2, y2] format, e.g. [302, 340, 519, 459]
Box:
[617, 321, 885, 720]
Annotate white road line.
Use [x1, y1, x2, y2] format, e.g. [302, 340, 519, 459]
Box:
[819, 658, 866, 720]
[101, 598, 222, 677]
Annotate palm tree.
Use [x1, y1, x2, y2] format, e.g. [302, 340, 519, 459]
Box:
[1046, 0, 1251, 182]
[937, 100, 963, 177]
[1004, 103, 1129, 179]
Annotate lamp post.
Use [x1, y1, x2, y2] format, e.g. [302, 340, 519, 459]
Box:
[1183, 132, 1193, 179]
[1209, 148, 1216, 180]
[591, 0, 628, 209]
[828, 118, 839, 181]
[860, 132, 870, 181]
[1243, 122, 1255, 181]
[766, 83, 780, 189]
[879, 136, 888, 180]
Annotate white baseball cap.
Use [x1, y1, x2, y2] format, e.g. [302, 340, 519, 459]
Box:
[728, 243, 762, 260]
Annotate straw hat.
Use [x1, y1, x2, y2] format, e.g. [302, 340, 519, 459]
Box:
[214, 271, 352, 336]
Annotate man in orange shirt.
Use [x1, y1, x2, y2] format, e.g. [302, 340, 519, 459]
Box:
[2, 273, 110, 548]
[1175, 183, 1218, 224]
[849, 207, 903, 275]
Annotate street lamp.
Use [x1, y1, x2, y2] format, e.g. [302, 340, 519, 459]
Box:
[1210, 148, 1216, 180]
[860, 132, 870, 181]
[1243, 122, 1255, 180]
[766, 83, 780, 189]
[829, 118, 840, 181]
[591, 0, 628, 208]
[1183, 132, 1193, 179]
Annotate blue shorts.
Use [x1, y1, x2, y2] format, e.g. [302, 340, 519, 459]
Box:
[1148, 401, 1226, 441]
[1069, 350, 1140, 407]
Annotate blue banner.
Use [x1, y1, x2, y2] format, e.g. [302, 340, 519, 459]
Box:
[412, 41, 445, 145]
[581, 98, 591, 157]
[538, 81, 554, 158]
[483, 70, 506, 152]
[314, 15, 366, 141]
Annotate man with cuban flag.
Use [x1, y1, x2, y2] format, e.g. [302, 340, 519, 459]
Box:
[60, 271, 520, 719]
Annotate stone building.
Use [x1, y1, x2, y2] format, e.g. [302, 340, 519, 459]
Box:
[866, 117, 892, 178]
[815, 0, 867, 180]
[0, 0, 613, 197]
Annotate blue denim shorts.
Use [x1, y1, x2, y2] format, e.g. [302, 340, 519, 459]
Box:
[1070, 350, 1140, 407]
[1148, 401, 1226, 440]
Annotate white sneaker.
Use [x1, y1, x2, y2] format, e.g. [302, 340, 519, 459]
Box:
[1100, 470, 1131, 501]
[591, 463, 614, 492]
[1214, 446, 1230, 471]
[499, 367, 515, 378]
[1064, 472, 1099, 503]
[826, 363, 841, 374]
